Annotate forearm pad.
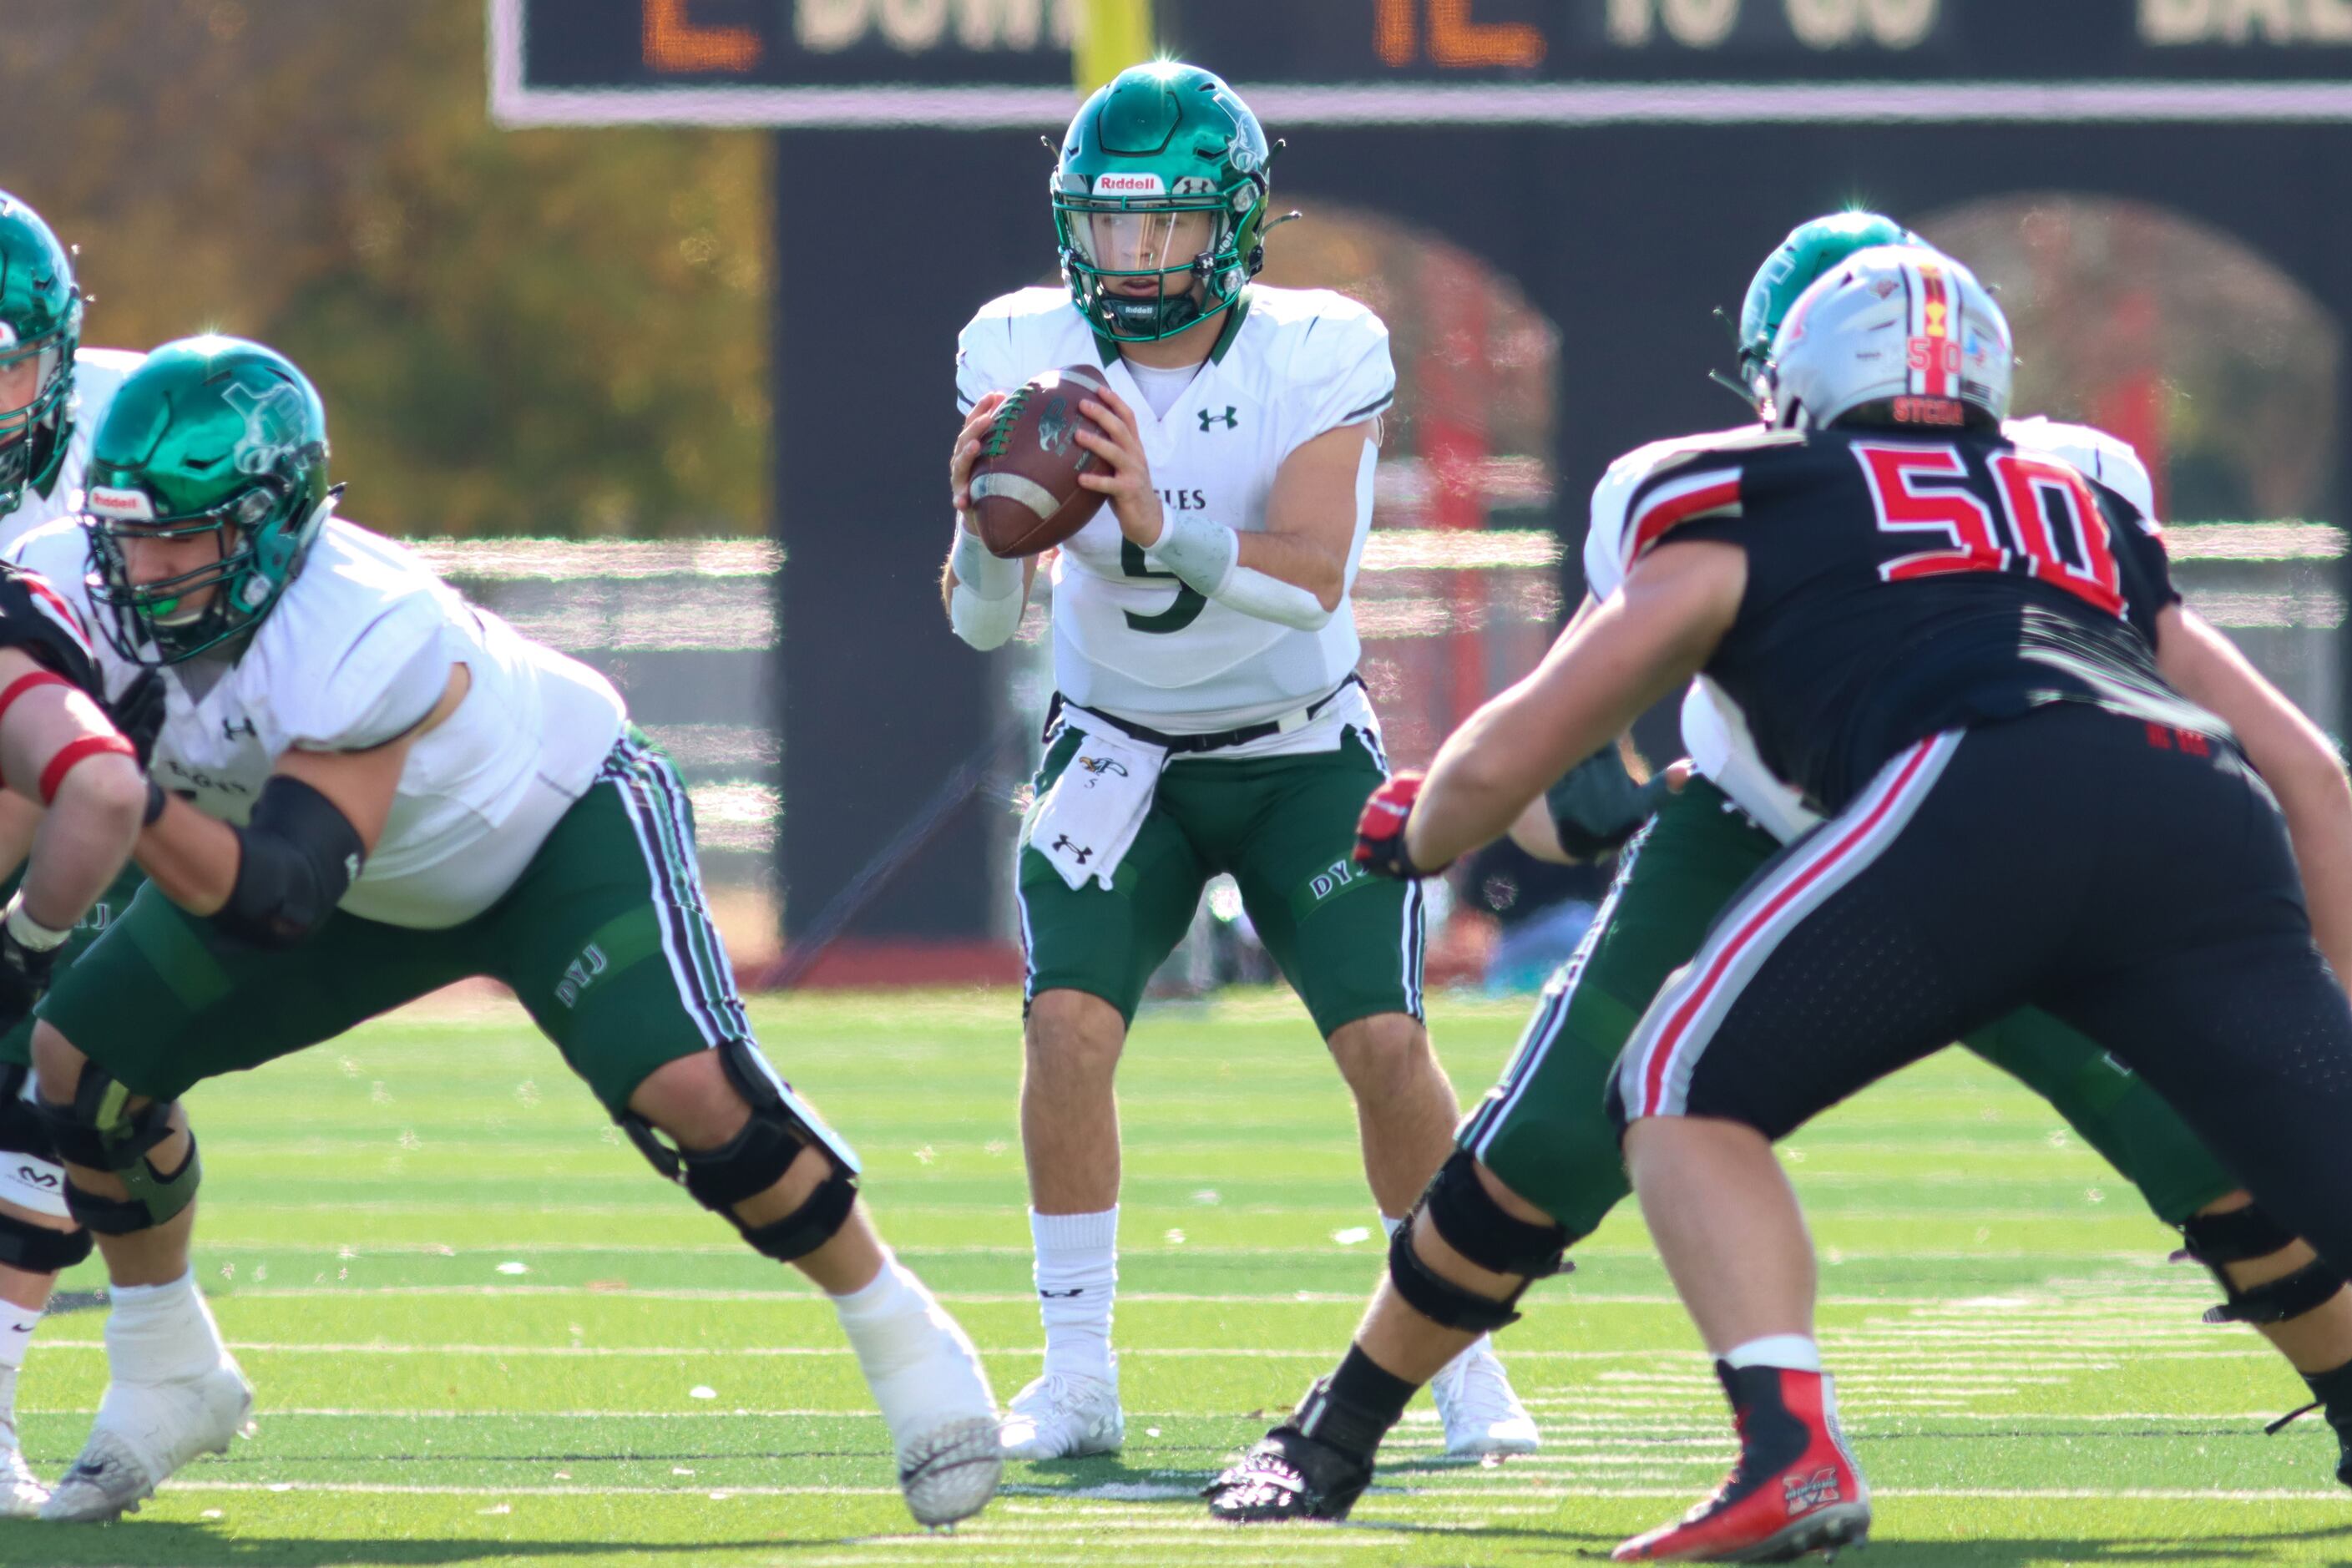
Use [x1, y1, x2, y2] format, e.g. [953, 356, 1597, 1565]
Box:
[216, 775, 364, 948]
[1156, 513, 1333, 631]
[948, 524, 1026, 651]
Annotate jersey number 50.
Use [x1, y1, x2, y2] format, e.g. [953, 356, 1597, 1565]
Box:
[1854, 443, 2124, 618]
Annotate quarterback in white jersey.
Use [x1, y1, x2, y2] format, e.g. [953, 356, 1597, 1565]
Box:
[11, 336, 1001, 1527]
[940, 63, 1533, 1464]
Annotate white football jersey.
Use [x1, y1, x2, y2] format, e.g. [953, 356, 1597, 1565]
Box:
[956, 286, 1393, 731]
[1583, 417, 2159, 845]
[1, 346, 142, 553]
[10, 516, 627, 928]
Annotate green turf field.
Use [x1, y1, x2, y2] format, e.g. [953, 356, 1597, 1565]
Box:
[2, 986, 2344, 1565]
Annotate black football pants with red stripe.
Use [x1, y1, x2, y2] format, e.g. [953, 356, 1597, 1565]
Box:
[1606, 701, 2352, 1281]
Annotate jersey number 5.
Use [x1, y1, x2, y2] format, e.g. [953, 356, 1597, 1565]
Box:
[1854, 443, 2124, 618]
[1120, 539, 1208, 635]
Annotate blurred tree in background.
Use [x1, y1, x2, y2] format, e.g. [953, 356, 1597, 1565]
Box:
[0, 0, 770, 536]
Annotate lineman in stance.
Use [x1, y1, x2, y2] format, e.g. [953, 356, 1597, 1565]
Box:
[1206, 219, 2352, 1526]
[0, 190, 149, 1511]
[18, 336, 1001, 1525]
[942, 62, 1531, 1459]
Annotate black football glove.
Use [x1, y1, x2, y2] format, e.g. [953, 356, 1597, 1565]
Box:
[0, 919, 59, 1032]
[106, 670, 166, 770]
[1545, 746, 1672, 861]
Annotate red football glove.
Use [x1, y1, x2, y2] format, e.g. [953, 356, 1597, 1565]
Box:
[1354, 771, 1446, 880]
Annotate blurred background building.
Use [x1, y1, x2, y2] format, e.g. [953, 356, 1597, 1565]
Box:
[8, 2, 2349, 987]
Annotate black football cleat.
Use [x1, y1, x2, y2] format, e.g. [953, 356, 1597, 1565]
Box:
[1203, 1425, 1373, 1523]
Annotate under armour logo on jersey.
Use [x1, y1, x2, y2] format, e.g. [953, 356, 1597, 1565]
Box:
[222, 716, 258, 741]
[1199, 406, 1239, 432]
[1050, 834, 1092, 865]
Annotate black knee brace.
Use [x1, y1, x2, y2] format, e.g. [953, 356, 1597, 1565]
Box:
[33, 1065, 200, 1237]
[0, 1207, 89, 1273]
[2177, 1205, 2347, 1326]
[620, 1039, 859, 1264]
[1386, 1152, 1574, 1333]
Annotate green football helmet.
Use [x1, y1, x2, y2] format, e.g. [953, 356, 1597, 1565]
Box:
[83, 336, 336, 665]
[1733, 211, 1921, 402]
[1052, 62, 1277, 344]
[0, 192, 84, 517]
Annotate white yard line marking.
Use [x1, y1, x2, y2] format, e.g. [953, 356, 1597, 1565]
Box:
[149, 1479, 2352, 1503]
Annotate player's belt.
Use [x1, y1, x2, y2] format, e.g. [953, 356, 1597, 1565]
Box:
[1045, 674, 1364, 756]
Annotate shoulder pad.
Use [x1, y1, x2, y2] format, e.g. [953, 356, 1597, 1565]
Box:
[2005, 416, 2157, 522]
[1588, 427, 1794, 594]
[957, 289, 1095, 412]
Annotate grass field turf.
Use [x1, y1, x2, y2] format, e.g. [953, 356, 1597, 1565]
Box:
[1, 986, 2345, 1565]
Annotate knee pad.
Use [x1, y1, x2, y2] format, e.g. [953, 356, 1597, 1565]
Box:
[1423, 1151, 1573, 1280]
[33, 1065, 200, 1237]
[2177, 1205, 2347, 1326]
[0, 1206, 89, 1273]
[1384, 1154, 1576, 1333]
[620, 1038, 862, 1264]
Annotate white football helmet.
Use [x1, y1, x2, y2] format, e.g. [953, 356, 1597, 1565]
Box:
[1766, 244, 2013, 433]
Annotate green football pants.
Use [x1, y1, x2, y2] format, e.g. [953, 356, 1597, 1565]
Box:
[1456, 776, 2239, 1239]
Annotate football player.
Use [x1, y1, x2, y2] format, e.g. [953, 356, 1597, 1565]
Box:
[1369, 246, 2352, 1560]
[15, 336, 1003, 1527]
[1206, 217, 2352, 1528]
[0, 190, 149, 1514]
[939, 61, 1531, 1460]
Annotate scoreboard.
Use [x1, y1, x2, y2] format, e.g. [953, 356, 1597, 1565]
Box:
[493, 0, 2352, 125]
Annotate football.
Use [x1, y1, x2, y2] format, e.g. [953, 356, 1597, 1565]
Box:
[969, 364, 1114, 559]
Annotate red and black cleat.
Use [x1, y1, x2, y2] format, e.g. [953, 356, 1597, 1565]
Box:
[1614, 1363, 1870, 1563]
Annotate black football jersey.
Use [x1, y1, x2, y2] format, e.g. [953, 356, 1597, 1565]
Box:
[1626, 426, 2213, 815]
[0, 561, 103, 699]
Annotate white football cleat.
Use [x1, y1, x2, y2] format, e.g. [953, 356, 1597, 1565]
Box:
[999, 1370, 1124, 1461]
[1430, 1338, 1540, 1457]
[0, 1419, 47, 1516]
[860, 1292, 1002, 1528]
[39, 1356, 254, 1523]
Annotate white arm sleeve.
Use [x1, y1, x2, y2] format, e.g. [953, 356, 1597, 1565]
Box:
[1153, 510, 1333, 632]
[947, 525, 1028, 651]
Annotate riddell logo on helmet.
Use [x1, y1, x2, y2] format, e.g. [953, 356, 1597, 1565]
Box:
[85, 486, 154, 521]
[1093, 173, 1166, 196]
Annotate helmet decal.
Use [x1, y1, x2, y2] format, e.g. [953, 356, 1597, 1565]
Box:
[226, 380, 313, 478]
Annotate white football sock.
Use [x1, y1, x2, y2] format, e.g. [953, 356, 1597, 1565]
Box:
[1032, 1206, 1116, 1383]
[832, 1254, 989, 1440]
[0, 1302, 40, 1376]
[1723, 1333, 1822, 1373]
[105, 1271, 225, 1385]
[832, 1256, 938, 1375]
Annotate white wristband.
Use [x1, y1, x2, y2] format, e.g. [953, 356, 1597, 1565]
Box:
[950, 523, 1023, 599]
[3, 893, 70, 953]
[1151, 511, 1239, 598]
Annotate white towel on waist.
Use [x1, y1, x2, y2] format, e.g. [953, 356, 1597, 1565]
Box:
[1029, 726, 1167, 892]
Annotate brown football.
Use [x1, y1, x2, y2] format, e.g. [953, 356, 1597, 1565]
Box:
[969, 364, 1115, 559]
